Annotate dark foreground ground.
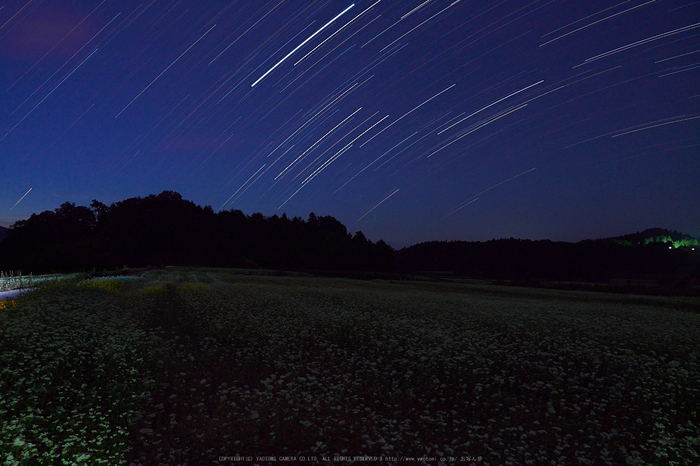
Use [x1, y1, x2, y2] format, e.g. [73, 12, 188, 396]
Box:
[1, 268, 699, 465]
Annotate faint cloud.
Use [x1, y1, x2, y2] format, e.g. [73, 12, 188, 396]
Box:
[1, 5, 94, 62]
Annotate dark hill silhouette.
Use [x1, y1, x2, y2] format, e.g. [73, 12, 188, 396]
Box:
[395, 230, 700, 295]
[0, 225, 7, 243]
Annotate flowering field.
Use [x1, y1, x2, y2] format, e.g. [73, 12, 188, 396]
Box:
[1, 269, 699, 465]
[0, 272, 87, 293]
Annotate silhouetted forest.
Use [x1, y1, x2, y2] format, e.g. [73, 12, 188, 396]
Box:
[0, 191, 698, 294]
[0, 191, 394, 274]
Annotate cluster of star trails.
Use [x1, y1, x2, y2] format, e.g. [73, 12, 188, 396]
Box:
[1, 0, 698, 242]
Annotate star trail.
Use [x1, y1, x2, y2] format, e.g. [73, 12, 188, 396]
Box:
[1, 0, 698, 247]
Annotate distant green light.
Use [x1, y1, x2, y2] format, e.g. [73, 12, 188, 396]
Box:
[642, 236, 699, 249]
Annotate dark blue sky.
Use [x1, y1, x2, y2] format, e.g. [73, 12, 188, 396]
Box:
[1, 0, 698, 248]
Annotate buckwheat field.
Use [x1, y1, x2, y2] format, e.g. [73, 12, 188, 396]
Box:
[1, 268, 699, 465]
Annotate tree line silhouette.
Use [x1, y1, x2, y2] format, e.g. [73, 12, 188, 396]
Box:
[0, 191, 394, 274]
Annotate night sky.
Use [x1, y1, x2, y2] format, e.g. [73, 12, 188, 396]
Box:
[1, 1, 698, 248]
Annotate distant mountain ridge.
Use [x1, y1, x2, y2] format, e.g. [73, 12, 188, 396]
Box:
[395, 228, 699, 292]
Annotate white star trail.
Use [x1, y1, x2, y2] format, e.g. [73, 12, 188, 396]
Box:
[428, 103, 528, 158]
[278, 144, 354, 210]
[293, 0, 381, 67]
[9, 188, 32, 212]
[539, 0, 656, 47]
[11, 11, 121, 117]
[116, 24, 216, 118]
[360, 83, 456, 147]
[438, 80, 543, 135]
[353, 188, 400, 225]
[439, 168, 536, 221]
[575, 21, 700, 67]
[251, 4, 355, 87]
[379, 0, 461, 53]
[7, 0, 107, 91]
[401, 0, 433, 20]
[275, 107, 363, 180]
[612, 114, 700, 137]
[540, 0, 632, 39]
[0, 1, 33, 35]
[2, 48, 99, 142]
[219, 164, 267, 212]
[208, 1, 284, 66]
